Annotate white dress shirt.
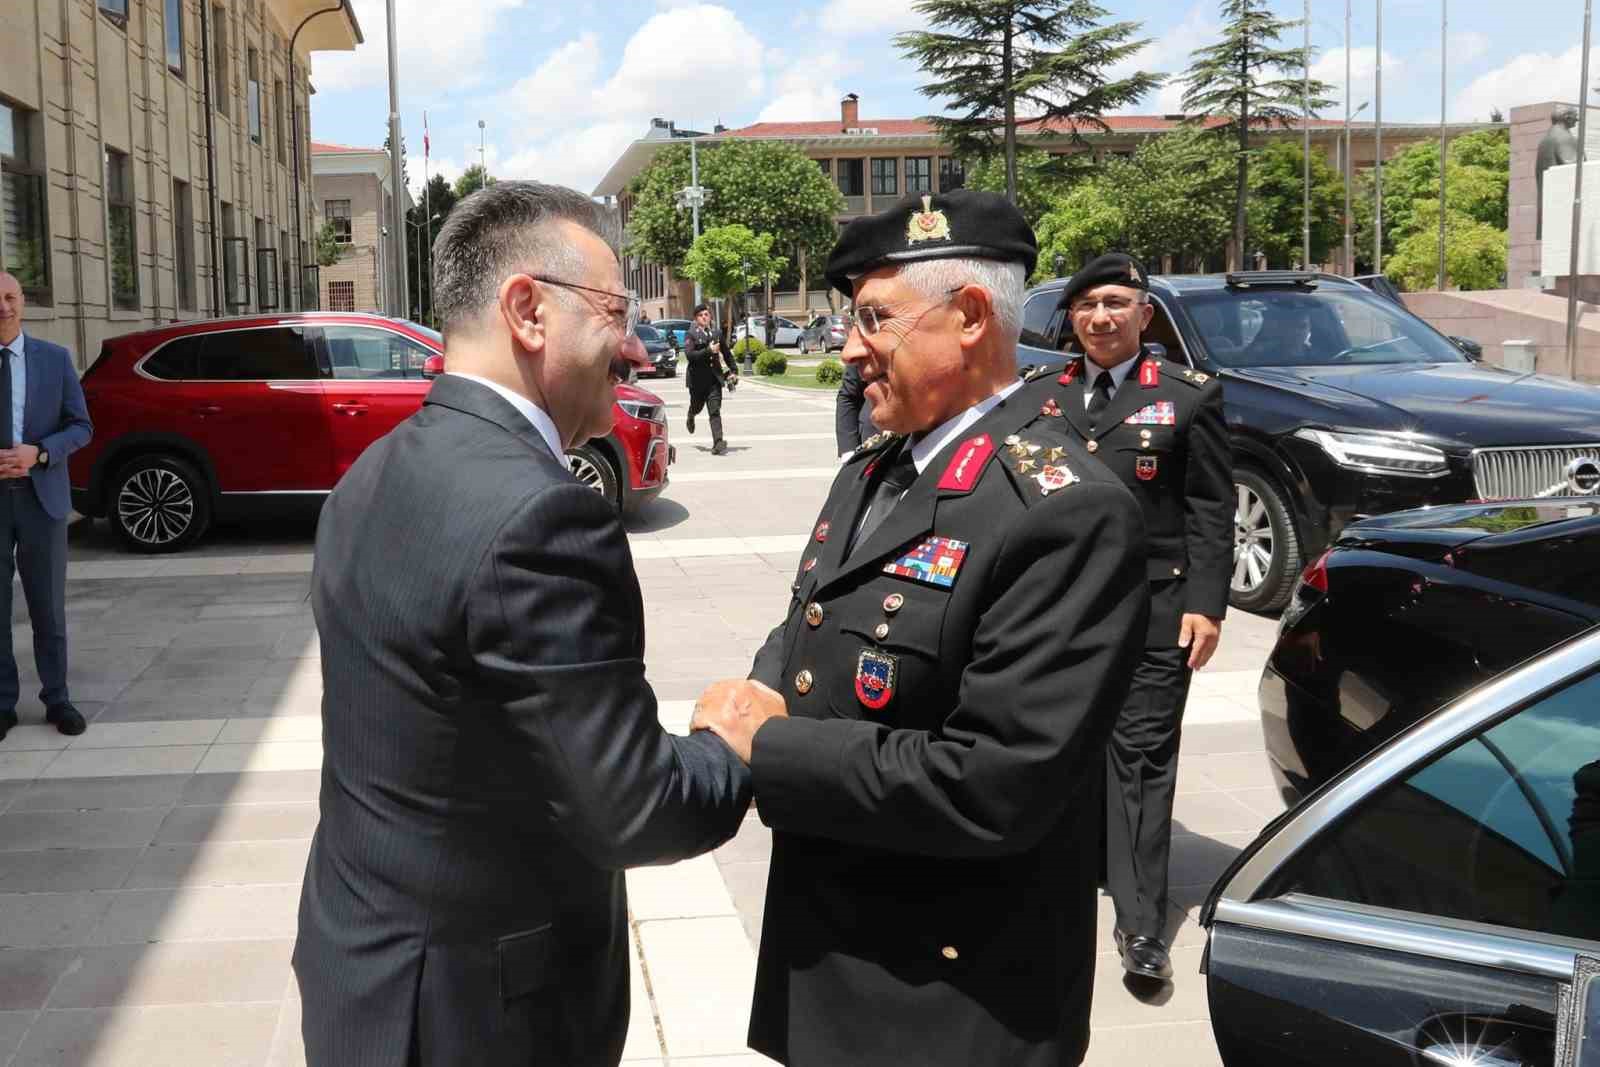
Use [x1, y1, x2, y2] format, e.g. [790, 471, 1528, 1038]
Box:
[446, 372, 564, 460]
[909, 379, 1025, 474]
[1082, 352, 1139, 410]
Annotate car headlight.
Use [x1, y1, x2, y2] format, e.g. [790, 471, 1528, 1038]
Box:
[1293, 428, 1448, 477]
[617, 400, 665, 424]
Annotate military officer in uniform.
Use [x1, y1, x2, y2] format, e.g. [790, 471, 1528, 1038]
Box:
[690, 191, 1150, 1066]
[1053, 252, 1233, 984]
[684, 303, 739, 455]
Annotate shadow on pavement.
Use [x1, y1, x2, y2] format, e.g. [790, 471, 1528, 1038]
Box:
[625, 498, 691, 535]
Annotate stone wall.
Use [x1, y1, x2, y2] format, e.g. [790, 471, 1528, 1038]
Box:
[1404, 288, 1600, 384]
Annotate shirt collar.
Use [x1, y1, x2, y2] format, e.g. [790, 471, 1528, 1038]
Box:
[1, 333, 23, 357]
[445, 372, 564, 460]
[909, 378, 1026, 475]
[1086, 349, 1140, 393]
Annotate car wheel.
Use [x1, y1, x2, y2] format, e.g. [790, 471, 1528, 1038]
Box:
[567, 444, 621, 511]
[108, 454, 212, 553]
[1230, 468, 1302, 614]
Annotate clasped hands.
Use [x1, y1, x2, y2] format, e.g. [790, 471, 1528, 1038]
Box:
[0, 444, 40, 479]
[690, 678, 787, 763]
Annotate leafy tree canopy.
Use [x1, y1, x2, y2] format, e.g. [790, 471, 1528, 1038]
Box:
[680, 225, 788, 302]
[1387, 199, 1507, 291]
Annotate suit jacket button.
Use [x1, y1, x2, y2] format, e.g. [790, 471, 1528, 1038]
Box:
[795, 670, 814, 695]
[1086, 440, 1099, 454]
[941, 945, 959, 960]
[805, 602, 824, 627]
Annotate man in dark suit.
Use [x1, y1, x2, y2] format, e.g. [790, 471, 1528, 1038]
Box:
[683, 304, 739, 455]
[293, 182, 751, 1067]
[0, 271, 93, 743]
[691, 191, 1149, 1066]
[832, 361, 874, 456]
[1053, 253, 1233, 983]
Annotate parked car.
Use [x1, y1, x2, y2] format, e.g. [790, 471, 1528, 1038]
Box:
[652, 318, 692, 350]
[70, 313, 674, 552]
[1203, 624, 1600, 1066]
[1262, 498, 1600, 803]
[798, 314, 849, 354]
[632, 323, 678, 378]
[733, 316, 803, 348]
[1020, 270, 1600, 613]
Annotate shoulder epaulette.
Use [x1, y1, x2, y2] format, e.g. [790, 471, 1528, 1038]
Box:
[1174, 365, 1215, 388]
[1022, 363, 1055, 383]
[851, 430, 904, 459]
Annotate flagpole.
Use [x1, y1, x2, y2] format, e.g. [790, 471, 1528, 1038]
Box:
[423, 110, 431, 326]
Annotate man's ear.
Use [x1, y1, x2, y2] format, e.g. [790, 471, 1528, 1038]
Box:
[1138, 300, 1156, 332]
[499, 274, 546, 356]
[954, 284, 993, 351]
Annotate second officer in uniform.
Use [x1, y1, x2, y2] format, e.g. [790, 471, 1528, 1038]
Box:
[1053, 252, 1233, 983]
[684, 303, 739, 455]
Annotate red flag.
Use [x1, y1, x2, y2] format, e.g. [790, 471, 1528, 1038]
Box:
[423, 111, 429, 157]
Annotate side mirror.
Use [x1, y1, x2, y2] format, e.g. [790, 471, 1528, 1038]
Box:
[1450, 336, 1484, 361]
[422, 354, 445, 379]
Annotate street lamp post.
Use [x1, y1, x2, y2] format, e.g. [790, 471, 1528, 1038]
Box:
[384, 0, 407, 319]
[1345, 100, 1369, 274]
[406, 212, 440, 323]
[478, 120, 487, 181]
[676, 138, 708, 305]
[1303, 0, 1312, 268]
[1374, 0, 1384, 276]
[1567, 0, 1594, 379]
[1437, 0, 1448, 291]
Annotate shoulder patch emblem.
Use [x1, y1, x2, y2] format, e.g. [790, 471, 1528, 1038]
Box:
[1036, 464, 1077, 495]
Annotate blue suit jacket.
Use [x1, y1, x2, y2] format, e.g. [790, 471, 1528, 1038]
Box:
[18, 335, 93, 520]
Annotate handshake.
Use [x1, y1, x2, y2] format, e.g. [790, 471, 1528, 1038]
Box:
[690, 678, 788, 763]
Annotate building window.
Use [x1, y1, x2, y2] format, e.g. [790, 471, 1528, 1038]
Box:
[0, 101, 51, 305]
[172, 179, 195, 311]
[836, 158, 864, 197]
[221, 202, 248, 308]
[939, 157, 965, 192]
[274, 80, 286, 165]
[328, 280, 355, 312]
[247, 47, 262, 144]
[905, 157, 932, 195]
[817, 158, 832, 179]
[212, 5, 229, 118]
[105, 148, 139, 311]
[164, 0, 184, 74]
[326, 199, 351, 244]
[99, 0, 128, 18]
[870, 158, 898, 198]
[255, 218, 277, 309]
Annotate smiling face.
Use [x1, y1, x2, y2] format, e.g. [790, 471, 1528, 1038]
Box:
[1069, 282, 1153, 370]
[0, 273, 23, 346]
[839, 266, 971, 435]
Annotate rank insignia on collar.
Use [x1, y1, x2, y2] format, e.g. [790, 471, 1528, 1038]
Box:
[815, 521, 831, 543]
[884, 535, 969, 590]
[937, 433, 994, 493]
[1136, 456, 1158, 481]
[1058, 361, 1080, 386]
[1139, 359, 1160, 388]
[1046, 446, 1065, 462]
[855, 649, 898, 710]
[1194, 372, 1210, 384]
[1036, 464, 1077, 495]
[803, 557, 817, 572]
[1024, 364, 1053, 383]
[1017, 458, 1037, 474]
[906, 195, 951, 243]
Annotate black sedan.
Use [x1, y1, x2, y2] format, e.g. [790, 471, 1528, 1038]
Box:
[1203, 624, 1600, 1067]
[1261, 498, 1600, 802]
[632, 323, 677, 379]
[1019, 271, 1600, 613]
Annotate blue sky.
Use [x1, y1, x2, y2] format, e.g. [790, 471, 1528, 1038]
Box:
[305, 0, 1596, 197]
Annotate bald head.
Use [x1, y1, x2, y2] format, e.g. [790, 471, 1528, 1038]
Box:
[0, 273, 23, 346]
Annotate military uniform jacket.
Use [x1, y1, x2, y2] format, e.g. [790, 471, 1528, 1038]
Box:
[684, 324, 738, 393]
[744, 371, 1150, 1067]
[1056, 346, 1232, 647]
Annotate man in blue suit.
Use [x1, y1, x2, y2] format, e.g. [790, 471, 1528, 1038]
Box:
[0, 271, 94, 742]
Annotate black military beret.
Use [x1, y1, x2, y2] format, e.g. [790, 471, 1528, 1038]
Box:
[1056, 252, 1150, 311]
[825, 189, 1038, 297]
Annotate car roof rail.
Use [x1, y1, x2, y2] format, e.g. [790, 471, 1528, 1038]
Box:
[1224, 270, 1320, 290]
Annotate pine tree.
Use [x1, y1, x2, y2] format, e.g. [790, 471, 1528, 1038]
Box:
[1179, 0, 1333, 266]
[897, 0, 1161, 204]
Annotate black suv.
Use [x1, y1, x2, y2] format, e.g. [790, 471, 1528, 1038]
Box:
[1019, 271, 1600, 612]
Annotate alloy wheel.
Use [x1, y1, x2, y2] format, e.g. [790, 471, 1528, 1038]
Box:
[568, 452, 607, 495]
[1232, 483, 1274, 595]
[118, 468, 196, 547]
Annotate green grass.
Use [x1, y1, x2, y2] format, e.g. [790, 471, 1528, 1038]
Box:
[749, 369, 841, 391]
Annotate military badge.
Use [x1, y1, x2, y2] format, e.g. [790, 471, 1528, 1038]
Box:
[1040, 398, 1063, 418]
[1136, 456, 1159, 481]
[1036, 464, 1077, 495]
[884, 535, 969, 590]
[937, 434, 994, 493]
[1058, 361, 1080, 386]
[1125, 401, 1176, 426]
[803, 556, 817, 572]
[906, 195, 951, 243]
[815, 521, 831, 543]
[855, 649, 898, 710]
[1128, 262, 1143, 285]
[1139, 359, 1160, 388]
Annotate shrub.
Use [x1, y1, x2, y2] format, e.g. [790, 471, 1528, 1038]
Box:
[732, 336, 766, 360]
[755, 349, 788, 376]
[815, 358, 844, 385]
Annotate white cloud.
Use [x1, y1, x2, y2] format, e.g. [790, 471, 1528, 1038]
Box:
[1450, 31, 1491, 67]
[755, 50, 854, 123]
[816, 0, 921, 37]
[1108, 3, 1219, 115]
[310, 0, 526, 96]
[501, 34, 606, 121]
[1454, 45, 1600, 122]
[1311, 46, 1405, 119]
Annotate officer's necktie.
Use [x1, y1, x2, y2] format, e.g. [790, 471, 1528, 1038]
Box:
[1087, 370, 1114, 429]
[850, 441, 918, 556]
[0, 348, 13, 450]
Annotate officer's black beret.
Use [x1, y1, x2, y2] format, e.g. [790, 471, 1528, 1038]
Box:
[1056, 252, 1151, 311]
[825, 189, 1038, 297]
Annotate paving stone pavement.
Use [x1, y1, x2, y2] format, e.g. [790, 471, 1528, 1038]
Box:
[1, 375, 1283, 1066]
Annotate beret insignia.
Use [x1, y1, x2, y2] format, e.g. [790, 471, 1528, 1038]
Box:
[906, 195, 951, 243]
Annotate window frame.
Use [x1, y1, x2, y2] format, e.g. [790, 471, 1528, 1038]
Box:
[869, 157, 898, 198]
[246, 46, 262, 144]
[164, 0, 185, 75]
[0, 99, 53, 305]
[938, 156, 965, 192]
[172, 178, 196, 312]
[211, 4, 229, 119]
[836, 158, 864, 198]
[325, 199, 352, 244]
[273, 79, 287, 165]
[904, 156, 932, 195]
[327, 279, 355, 312]
[105, 147, 140, 311]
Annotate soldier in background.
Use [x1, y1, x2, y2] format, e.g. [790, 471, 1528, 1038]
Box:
[684, 303, 739, 456]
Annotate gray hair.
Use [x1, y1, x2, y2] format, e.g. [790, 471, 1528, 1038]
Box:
[897, 257, 1026, 345]
[431, 180, 619, 336]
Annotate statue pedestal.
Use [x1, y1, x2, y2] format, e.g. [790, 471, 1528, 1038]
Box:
[1542, 163, 1600, 277]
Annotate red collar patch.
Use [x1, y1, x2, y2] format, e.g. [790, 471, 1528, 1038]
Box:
[1058, 360, 1081, 385]
[1139, 358, 1160, 388]
[937, 434, 994, 493]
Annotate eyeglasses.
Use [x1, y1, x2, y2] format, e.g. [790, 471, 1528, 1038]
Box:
[529, 275, 641, 334]
[1068, 296, 1143, 317]
[847, 287, 964, 337]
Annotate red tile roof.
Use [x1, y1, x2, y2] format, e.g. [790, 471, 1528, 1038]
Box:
[721, 114, 1356, 138]
[311, 140, 381, 153]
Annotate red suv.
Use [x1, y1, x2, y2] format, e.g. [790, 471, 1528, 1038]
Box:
[70, 312, 673, 552]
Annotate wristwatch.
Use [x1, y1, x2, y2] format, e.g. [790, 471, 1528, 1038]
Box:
[35, 449, 48, 468]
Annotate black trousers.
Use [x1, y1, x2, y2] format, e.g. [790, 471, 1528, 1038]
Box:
[0, 483, 69, 711]
[1105, 644, 1192, 940]
[687, 384, 725, 445]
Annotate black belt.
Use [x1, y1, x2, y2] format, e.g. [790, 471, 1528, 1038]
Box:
[0, 477, 31, 490]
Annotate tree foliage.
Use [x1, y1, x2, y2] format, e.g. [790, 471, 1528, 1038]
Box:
[1350, 128, 1509, 273]
[1035, 180, 1126, 279]
[1387, 200, 1507, 292]
[967, 148, 1087, 226]
[314, 222, 343, 268]
[1248, 140, 1345, 266]
[1179, 0, 1334, 260]
[454, 164, 496, 199]
[681, 225, 789, 332]
[406, 173, 458, 326]
[896, 0, 1160, 201]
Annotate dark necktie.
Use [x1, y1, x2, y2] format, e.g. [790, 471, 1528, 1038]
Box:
[0, 348, 13, 449]
[851, 441, 918, 555]
[1087, 370, 1114, 429]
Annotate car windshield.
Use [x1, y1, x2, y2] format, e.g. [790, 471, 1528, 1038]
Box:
[633, 324, 662, 341]
[1181, 287, 1469, 369]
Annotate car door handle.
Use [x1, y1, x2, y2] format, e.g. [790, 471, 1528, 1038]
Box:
[192, 404, 222, 417]
[330, 402, 369, 416]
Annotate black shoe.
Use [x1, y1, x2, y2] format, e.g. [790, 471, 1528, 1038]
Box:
[1114, 930, 1173, 981]
[687, 412, 696, 435]
[45, 702, 86, 737]
[0, 709, 15, 742]
[711, 440, 728, 456]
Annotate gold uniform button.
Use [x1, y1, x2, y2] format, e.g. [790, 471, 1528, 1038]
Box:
[940, 946, 959, 960]
[874, 623, 890, 640]
[1140, 429, 1152, 439]
[1172, 567, 1182, 576]
[1086, 440, 1100, 454]
[795, 670, 814, 695]
[883, 593, 905, 614]
[805, 602, 824, 627]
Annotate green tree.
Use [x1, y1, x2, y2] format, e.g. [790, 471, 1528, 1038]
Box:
[1034, 179, 1125, 280]
[680, 225, 788, 334]
[896, 0, 1160, 203]
[314, 221, 342, 268]
[624, 143, 695, 272]
[1350, 128, 1509, 270]
[967, 148, 1087, 226]
[454, 164, 496, 199]
[1248, 140, 1345, 266]
[382, 132, 409, 191]
[1111, 126, 1237, 269]
[1179, 0, 1333, 265]
[406, 173, 458, 326]
[1387, 200, 1506, 292]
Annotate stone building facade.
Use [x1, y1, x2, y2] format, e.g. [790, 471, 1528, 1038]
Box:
[310, 142, 410, 316]
[0, 0, 361, 368]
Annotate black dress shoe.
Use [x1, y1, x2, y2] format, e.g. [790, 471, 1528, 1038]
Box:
[45, 702, 86, 737]
[1115, 930, 1173, 981]
[0, 709, 16, 742]
[686, 412, 697, 434]
[712, 440, 728, 456]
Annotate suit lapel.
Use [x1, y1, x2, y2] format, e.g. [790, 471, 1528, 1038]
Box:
[21, 334, 43, 443]
[1059, 359, 1094, 442]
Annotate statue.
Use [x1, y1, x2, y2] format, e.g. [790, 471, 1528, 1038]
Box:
[1536, 106, 1582, 239]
